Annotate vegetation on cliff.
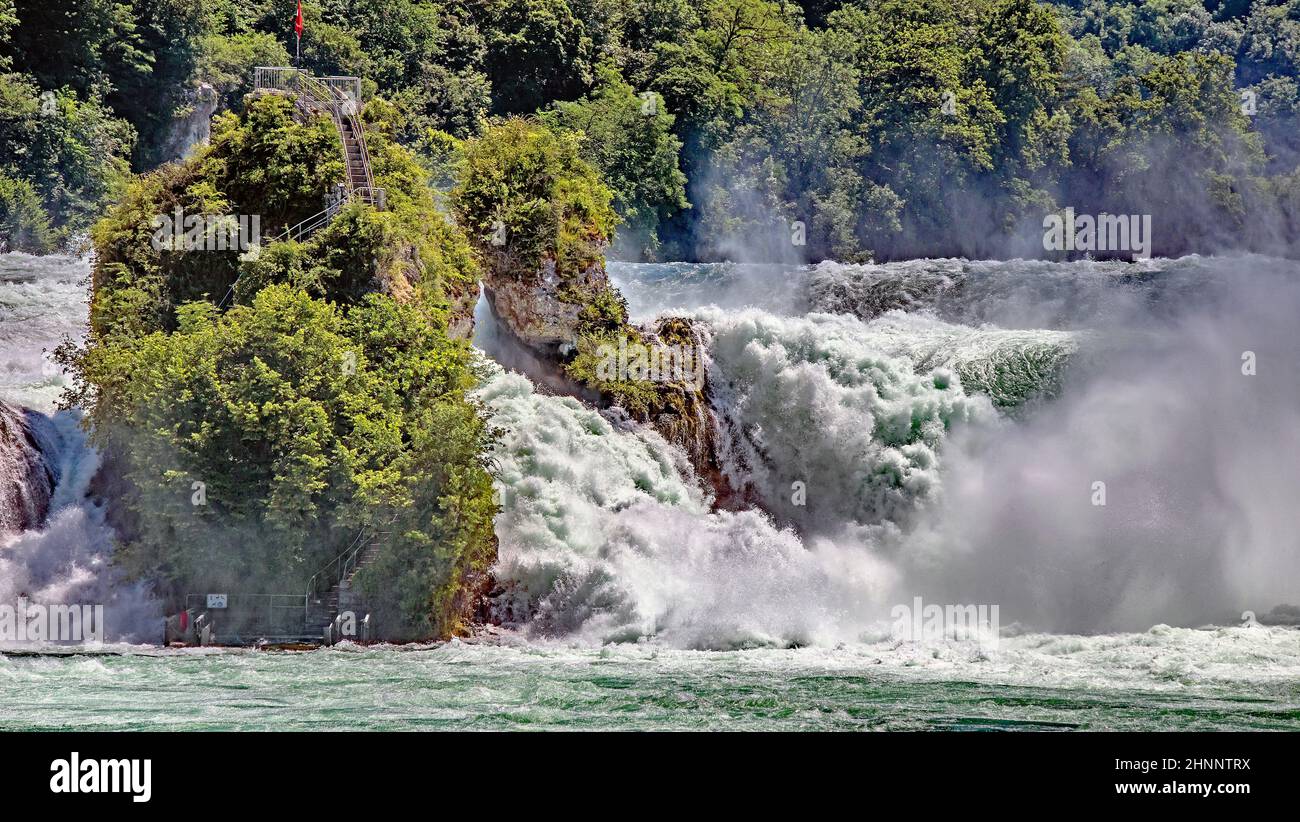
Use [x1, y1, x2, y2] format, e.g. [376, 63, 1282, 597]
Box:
[452, 118, 716, 472]
[3, 0, 1300, 635]
[451, 120, 636, 387]
[60, 94, 497, 639]
[540, 63, 689, 259]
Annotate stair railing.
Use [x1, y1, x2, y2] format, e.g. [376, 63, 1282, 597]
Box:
[335, 539, 369, 591]
[305, 527, 370, 609]
[212, 69, 388, 312]
[338, 530, 389, 589]
[214, 195, 347, 309]
[318, 76, 361, 104]
[301, 517, 395, 628]
[253, 67, 381, 201]
[289, 72, 377, 197]
[343, 105, 376, 194]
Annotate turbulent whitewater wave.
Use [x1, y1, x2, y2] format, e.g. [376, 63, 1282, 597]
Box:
[803, 255, 1227, 330]
[612, 255, 1243, 332]
[891, 258, 1300, 632]
[691, 307, 997, 530]
[0, 410, 162, 644]
[596, 256, 1300, 639]
[3, 251, 1299, 648]
[4, 622, 1298, 729]
[0, 253, 85, 413]
[473, 361, 902, 648]
[474, 290, 1084, 646]
[609, 261, 807, 319]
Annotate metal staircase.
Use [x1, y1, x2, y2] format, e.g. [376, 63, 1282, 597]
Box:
[253, 67, 382, 205]
[162, 72, 398, 646]
[168, 528, 388, 647]
[304, 526, 390, 644]
[213, 68, 387, 310]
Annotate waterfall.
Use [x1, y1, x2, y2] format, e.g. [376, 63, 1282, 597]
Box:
[0, 254, 162, 644]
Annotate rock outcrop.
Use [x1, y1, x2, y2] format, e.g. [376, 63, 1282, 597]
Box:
[0, 401, 61, 534]
[477, 249, 734, 501]
[158, 84, 220, 163]
[444, 277, 479, 341]
[451, 118, 734, 503]
[481, 255, 610, 354]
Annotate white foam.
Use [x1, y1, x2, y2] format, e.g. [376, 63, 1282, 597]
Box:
[0, 253, 88, 413]
[0, 411, 162, 644]
[475, 359, 901, 648]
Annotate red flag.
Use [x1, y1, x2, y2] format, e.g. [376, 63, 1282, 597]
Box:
[294, 1, 304, 37]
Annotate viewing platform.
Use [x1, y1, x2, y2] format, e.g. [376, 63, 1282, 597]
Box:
[216, 67, 387, 309]
[164, 528, 385, 647]
[252, 66, 383, 208]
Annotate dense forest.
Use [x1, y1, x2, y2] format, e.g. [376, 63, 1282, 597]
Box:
[2, 0, 1299, 261]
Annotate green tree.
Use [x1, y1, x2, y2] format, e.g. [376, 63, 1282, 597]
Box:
[0, 73, 134, 243]
[542, 63, 689, 258]
[66, 90, 498, 637]
[0, 0, 16, 69]
[195, 31, 291, 111]
[1063, 50, 1265, 253]
[0, 171, 53, 252]
[474, 0, 595, 114]
[451, 117, 617, 281]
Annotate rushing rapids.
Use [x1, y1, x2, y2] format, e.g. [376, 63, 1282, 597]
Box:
[3, 253, 1300, 648]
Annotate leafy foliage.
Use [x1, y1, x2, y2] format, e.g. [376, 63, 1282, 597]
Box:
[0, 72, 134, 244]
[542, 63, 689, 258]
[5, 0, 1300, 258]
[0, 170, 52, 251]
[450, 117, 617, 282]
[65, 93, 497, 638]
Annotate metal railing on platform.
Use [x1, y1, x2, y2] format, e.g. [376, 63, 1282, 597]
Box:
[318, 76, 361, 104]
[252, 66, 298, 93]
[252, 66, 377, 197]
[209, 70, 389, 311]
[183, 593, 309, 641]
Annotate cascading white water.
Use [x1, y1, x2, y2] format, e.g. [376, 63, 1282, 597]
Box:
[886, 256, 1300, 632]
[0, 409, 161, 643]
[471, 300, 1082, 648]
[468, 256, 1300, 646]
[0, 253, 85, 412]
[0, 254, 162, 644]
[688, 307, 1080, 529]
[472, 361, 901, 648]
[3, 250, 1299, 648]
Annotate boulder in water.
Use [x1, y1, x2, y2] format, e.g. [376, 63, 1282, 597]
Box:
[0, 400, 60, 535]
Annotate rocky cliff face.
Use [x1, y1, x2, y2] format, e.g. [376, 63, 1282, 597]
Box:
[476, 250, 731, 503]
[444, 277, 479, 341]
[367, 230, 480, 341]
[450, 120, 731, 503]
[481, 255, 609, 354]
[0, 401, 61, 535]
[158, 84, 219, 163]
